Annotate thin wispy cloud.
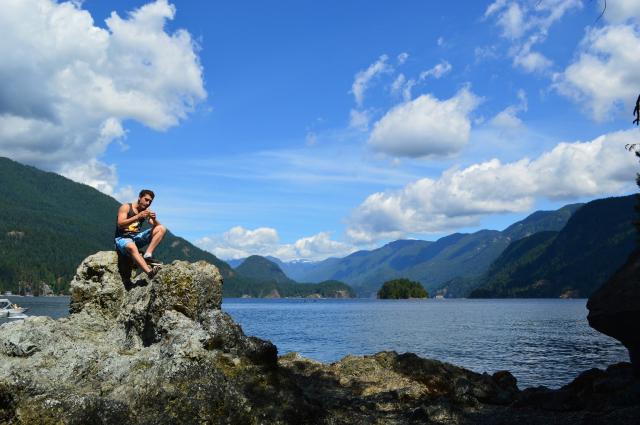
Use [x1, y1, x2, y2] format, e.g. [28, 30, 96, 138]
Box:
[484, 0, 583, 73]
[350, 55, 391, 107]
[163, 146, 424, 186]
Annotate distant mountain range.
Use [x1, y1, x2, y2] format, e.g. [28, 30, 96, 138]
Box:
[231, 196, 639, 298]
[231, 203, 583, 296]
[229, 255, 354, 298]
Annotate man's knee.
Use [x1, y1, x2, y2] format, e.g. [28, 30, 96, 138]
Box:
[125, 243, 137, 254]
[155, 225, 167, 236]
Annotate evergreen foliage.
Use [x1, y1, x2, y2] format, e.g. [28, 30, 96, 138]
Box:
[235, 255, 294, 285]
[469, 195, 637, 298]
[377, 278, 428, 299]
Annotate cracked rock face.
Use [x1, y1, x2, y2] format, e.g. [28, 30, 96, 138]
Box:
[0, 251, 638, 424]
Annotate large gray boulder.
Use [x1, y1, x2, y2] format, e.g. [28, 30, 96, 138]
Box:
[0, 251, 299, 424]
[587, 248, 640, 376]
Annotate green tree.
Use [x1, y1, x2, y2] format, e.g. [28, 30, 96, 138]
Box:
[378, 278, 428, 299]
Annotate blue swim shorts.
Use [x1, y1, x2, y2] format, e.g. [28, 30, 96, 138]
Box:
[115, 228, 153, 256]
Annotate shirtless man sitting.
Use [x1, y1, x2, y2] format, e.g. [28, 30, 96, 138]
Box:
[114, 189, 167, 278]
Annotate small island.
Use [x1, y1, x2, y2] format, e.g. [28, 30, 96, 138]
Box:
[377, 278, 429, 299]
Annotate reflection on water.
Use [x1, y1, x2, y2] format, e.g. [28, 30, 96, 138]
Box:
[0, 296, 628, 389]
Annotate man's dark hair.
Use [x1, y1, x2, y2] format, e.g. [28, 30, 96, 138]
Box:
[139, 189, 155, 199]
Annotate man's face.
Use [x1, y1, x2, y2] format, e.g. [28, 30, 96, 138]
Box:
[138, 194, 153, 210]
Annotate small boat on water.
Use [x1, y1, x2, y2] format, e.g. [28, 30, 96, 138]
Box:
[0, 299, 29, 317]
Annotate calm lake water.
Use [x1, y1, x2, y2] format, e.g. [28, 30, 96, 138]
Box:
[1, 296, 628, 389]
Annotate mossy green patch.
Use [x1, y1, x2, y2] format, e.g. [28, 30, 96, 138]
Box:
[160, 268, 197, 318]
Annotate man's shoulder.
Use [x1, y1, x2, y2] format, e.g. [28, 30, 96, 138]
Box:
[118, 203, 132, 211]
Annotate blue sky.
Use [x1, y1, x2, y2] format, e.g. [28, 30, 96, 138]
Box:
[1, 0, 640, 260]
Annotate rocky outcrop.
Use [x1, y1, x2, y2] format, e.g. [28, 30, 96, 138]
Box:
[281, 352, 640, 425]
[0, 252, 300, 424]
[0, 251, 638, 424]
[587, 248, 640, 376]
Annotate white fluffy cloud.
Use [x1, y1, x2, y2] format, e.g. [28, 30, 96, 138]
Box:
[554, 24, 640, 121]
[367, 87, 481, 158]
[0, 0, 205, 194]
[273, 232, 356, 261]
[348, 129, 639, 243]
[350, 55, 391, 107]
[197, 227, 355, 261]
[197, 226, 279, 260]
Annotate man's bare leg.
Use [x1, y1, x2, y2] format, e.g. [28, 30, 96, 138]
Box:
[144, 225, 166, 257]
[126, 243, 152, 274]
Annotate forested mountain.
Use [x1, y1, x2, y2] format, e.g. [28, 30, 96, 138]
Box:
[230, 255, 354, 298]
[235, 255, 294, 284]
[0, 156, 248, 296]
[282, 204, 582, 296]
[229, 255, 333, 281]
[470, 195, 637, 298]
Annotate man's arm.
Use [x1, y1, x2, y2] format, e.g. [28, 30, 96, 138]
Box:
[117, 204, 150, 229]
[148, 212, 161, 227]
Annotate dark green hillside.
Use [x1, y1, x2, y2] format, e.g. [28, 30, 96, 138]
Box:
[235, 255, 294, 284]
[0, 156, 242, 294]
[378, 278, 428, 299]
[436, 276, 479, 298]
[471, 195, 637, 298]
[501, 204, 582, 240]
[469, 231, 558, 298]
[230, 255, 354, 298]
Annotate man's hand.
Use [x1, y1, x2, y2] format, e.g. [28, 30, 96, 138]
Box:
[138, 210, 153, 219]
[148, 211, 160, 226]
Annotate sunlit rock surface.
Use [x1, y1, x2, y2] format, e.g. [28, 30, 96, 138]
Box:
[0, 251, 637, 424]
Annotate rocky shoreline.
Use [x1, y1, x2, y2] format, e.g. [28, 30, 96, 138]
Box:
[0, 252, 638, 424]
